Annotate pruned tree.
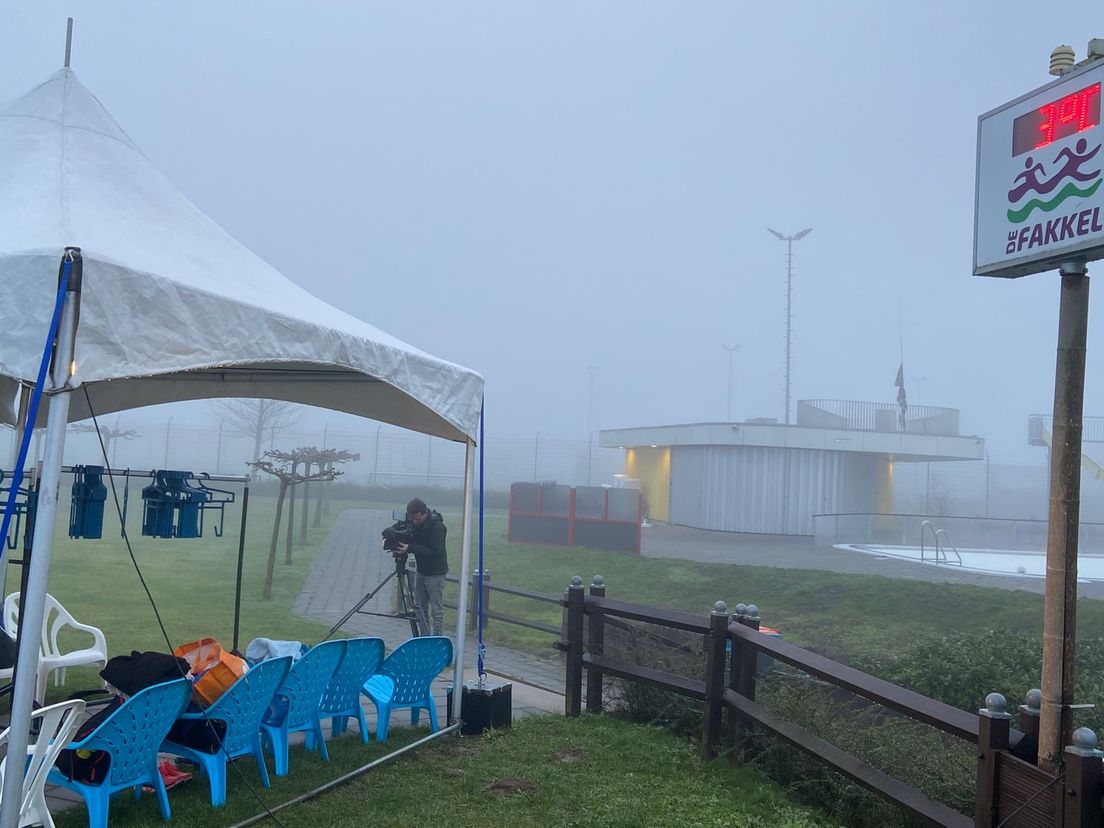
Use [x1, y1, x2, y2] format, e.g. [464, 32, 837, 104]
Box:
[70, 420, 139, 465]
[301, 448, 360, 535]
[248, 451, 338, 600]
[213, 399, 303, 474]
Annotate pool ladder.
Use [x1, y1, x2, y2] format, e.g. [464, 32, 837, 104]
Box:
[920, 520, 963, 566]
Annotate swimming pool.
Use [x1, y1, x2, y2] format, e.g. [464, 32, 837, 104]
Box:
[834, 543, 1104, 582]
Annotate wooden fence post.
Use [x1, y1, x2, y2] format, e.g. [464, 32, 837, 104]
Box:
[564, 576, 585, 717]
[1063, 728, 1103, 828]
[703, 600, 729, 760]
[1018, 687, 1041, 763]
[975, 692, 1011, 827]
[727, 602, 761, 761]
[586, 575, 606, 713]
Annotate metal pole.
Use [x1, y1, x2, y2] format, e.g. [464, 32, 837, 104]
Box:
[163, 416, 172, 468]
[231, 482, 250, 653]
[0, 250, 81, 828]
[215, 419, 224, 473]
[784, 238, 793, 425]
[1039, 264, 1090, 774]
[533, 432, 539, 481]
[372, 424, 382, 484]
[63, 18, 73, 68]
[450, 441, 476, 724]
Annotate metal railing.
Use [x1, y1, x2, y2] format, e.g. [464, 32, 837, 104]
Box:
[797, 399, 960, 436]
[920, 520, 963, 566]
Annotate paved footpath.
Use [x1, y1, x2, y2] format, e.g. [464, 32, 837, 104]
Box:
[294, 509, 568, 706]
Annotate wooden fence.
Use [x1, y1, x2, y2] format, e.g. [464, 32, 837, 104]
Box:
[554, 576, 1103, 828]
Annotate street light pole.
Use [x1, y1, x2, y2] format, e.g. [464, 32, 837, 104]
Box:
[721, 344, 740, 421]
[767, 227, 812, 425]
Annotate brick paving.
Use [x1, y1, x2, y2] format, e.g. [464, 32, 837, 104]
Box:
[294, 509, 568, 698]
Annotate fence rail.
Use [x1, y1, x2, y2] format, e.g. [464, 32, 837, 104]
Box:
[555, 578, 1101, 828]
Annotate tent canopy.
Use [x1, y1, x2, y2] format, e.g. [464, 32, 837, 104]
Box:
[0, 69, 483, 442]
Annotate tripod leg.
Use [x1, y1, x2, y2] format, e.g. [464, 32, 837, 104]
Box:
[323, 569, 396, 640]
[397, 570, 421, 637]
[406, 571, 430, 637]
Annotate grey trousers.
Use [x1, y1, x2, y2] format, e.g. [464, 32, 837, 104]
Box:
[415, 573, 446, 636]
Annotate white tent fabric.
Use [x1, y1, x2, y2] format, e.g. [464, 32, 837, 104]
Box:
[0, 69, 483, 442]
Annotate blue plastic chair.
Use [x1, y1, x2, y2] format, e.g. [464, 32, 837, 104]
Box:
[320, 637, 385, 743]
[46, 678, 192, 828]
[260, 640, 345, 776]
[362, 636, 453, 743]
[161, 656, 292, 807]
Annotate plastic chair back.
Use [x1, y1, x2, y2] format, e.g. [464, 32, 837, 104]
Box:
[277, 640, 345, 730]
[379, 637, 453, 706]
[0, 699, 85, 825]
[205, 656, 291, 756]
[77, 679, 191, 785]
[321, 638, 384, 716]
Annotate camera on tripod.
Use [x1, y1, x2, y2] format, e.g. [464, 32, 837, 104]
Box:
[381, 518, 415, 553]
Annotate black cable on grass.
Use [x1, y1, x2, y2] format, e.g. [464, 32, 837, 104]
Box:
[82, 386, 287, 827]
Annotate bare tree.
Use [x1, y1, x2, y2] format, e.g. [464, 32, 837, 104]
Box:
[248, 450, 338, 600]
[214, 400, 303, 472]
[70, 420, 139, 465]
[298, 448, 360, 537]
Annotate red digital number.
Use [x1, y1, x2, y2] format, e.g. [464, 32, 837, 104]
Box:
[1036, 84, 1102, 149]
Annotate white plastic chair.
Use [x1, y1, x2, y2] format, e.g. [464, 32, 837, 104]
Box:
[0, 698, 86, 827]
[3, 593, 108, 702]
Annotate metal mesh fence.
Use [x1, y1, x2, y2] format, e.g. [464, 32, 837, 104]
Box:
[5, 420, 624, 492]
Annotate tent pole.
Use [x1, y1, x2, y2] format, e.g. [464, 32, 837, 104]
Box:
[0, 251, 81, 828]
[450, 440, 475, 724]
[232, 481, 250, 654]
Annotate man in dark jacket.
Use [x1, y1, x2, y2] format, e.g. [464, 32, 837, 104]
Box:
[395, 497, 448, 636]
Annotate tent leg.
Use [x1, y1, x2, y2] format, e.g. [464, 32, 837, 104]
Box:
[0, 259, 81, 828]
[232, 482, 250, 653]
[450, 441, 475, 725]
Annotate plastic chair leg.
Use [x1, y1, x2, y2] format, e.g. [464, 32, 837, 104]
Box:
[151, 761, 172, 819]
[331, 715, 348, 737]
[314, 719, 329, 762]
[263, 725, 290, 776]
[252, 736, 271, 789]
[411, 707, 420, 726]
[208, 757, 228, 808]
[356, 706, 370, 744]
[376, 703, 391, 743]
[84, 784, 110, 828]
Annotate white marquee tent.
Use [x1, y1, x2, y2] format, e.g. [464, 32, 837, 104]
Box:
[0, 67, 484, 825]
[0, 68, 484, 441]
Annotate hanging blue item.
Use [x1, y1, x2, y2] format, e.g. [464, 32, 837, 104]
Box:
[69, 465, 107, 539]
[0, 470, 34, 551]
[141, 470, 215, 539]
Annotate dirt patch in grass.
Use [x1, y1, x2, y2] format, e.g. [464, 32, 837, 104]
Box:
[485, 777, 539, 794]
[552, 747, 586, 762]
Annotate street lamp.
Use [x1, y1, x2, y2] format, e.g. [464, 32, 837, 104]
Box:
[721, 344, 740, 421]
[767, 227, 812, 424]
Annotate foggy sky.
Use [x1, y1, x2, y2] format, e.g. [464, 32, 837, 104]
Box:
[3, 2, 1102, 461]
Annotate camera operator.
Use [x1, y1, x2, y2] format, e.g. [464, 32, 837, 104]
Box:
[393, 498, 448, 637]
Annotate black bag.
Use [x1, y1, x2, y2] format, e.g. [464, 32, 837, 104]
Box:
[165, 716, 228, 754]
[54, 693, 122, 783]
[99, 650, 189, 696]
[0, 630, 16, 670]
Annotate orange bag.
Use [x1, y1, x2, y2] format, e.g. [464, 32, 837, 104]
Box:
[173, 638, 247, 707]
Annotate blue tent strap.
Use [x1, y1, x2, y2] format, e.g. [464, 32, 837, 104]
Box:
[477, 399, 486, 679]
[0, 250, 78, 564]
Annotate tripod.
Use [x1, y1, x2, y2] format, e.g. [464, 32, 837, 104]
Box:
[324, 551, 428, 640]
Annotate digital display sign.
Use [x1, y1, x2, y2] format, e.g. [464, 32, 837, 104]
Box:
[1012, 82, 1101, 156]
[976, 60, 1104, 278]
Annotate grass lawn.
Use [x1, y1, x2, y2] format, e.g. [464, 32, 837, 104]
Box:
[451, 514, 1104, 669]
[51, 715, 831, 828]
[19, 491, 351, 703]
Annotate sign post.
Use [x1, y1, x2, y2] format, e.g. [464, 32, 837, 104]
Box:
[975, 51, 1103, 773]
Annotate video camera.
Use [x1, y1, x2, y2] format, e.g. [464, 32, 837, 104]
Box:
[381, 516, 415, 553]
